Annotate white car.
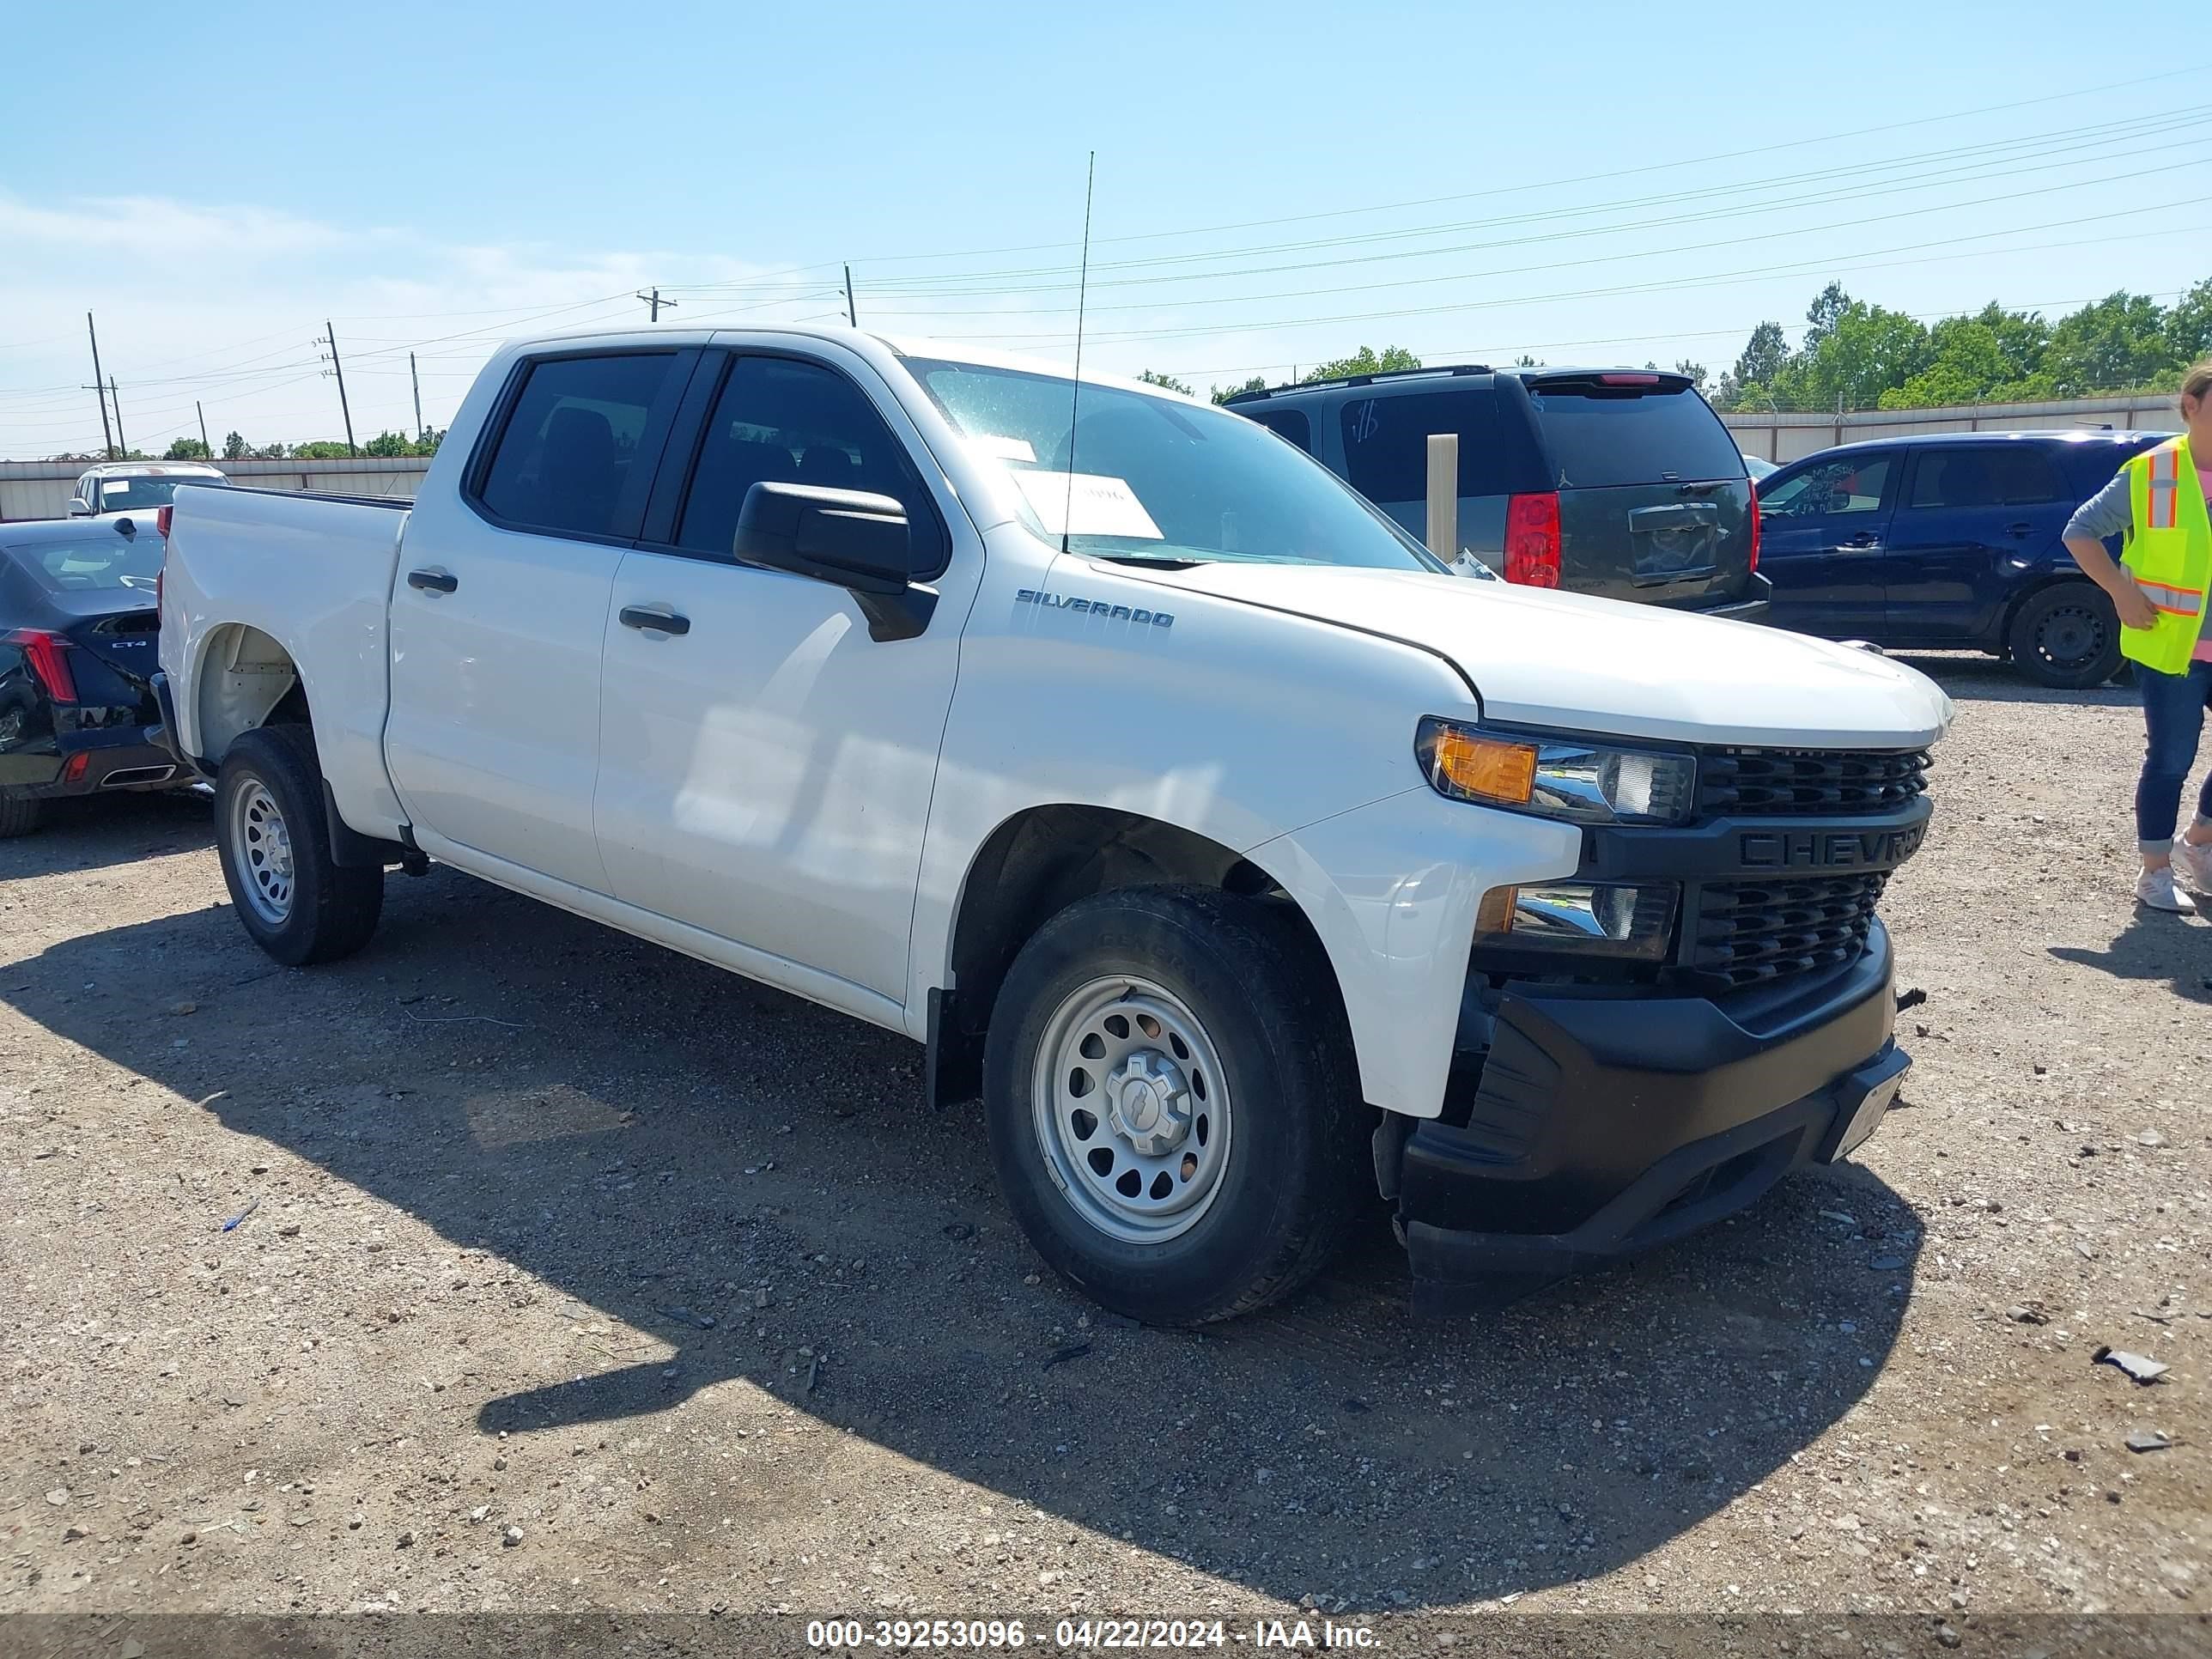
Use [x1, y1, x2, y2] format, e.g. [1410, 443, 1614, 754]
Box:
[1743, 452, 1778, 481]
[70, 461, 229, 522]
[155, 325, 1951, 1323]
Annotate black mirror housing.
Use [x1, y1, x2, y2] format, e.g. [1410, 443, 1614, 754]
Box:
[735, 482, 908, 594]
[733, 480, 937, 641]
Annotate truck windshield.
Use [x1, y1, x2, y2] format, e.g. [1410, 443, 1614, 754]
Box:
[905, 358, 1445, 572]
[90, 475, 226, 513]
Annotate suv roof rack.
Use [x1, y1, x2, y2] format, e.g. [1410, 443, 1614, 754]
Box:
[1221, 363, 1492, 404]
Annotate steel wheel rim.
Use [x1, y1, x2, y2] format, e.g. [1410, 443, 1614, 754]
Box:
[2035, 603, 2103, 668]
[231, 779, 295, 925]
[1031, 975, 1233, 1244]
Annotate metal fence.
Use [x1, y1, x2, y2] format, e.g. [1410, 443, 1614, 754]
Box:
[1721, 391, 2183, 465]
[0, 457, 431, 523]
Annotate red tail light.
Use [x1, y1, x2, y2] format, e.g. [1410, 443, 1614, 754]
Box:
[9, 629, 78, 702]
[1747, 483, 1761, 574]
[64, 751, 91, 784]
[155, 503, 173, 538]
[1504, 492, 1562, 588]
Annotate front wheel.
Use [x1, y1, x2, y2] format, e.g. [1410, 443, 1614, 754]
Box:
[983, 886, 1366, 1326]
[2008, 582, 2123, 690]
[214, 725, 383, 965]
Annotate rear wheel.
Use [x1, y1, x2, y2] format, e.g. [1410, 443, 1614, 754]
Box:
[214, 725, 383, 965]
[983, 886, 1366, 1326]
[0, 793, 40, 838]
[2008, 582, 2123, 690]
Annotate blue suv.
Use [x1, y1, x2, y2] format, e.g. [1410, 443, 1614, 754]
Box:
[1756, 429, 2170, 688]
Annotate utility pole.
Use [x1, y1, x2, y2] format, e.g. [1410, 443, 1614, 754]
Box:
[410, 352, 424, 441]
[86, 312, 115, 460]
[198, 401, 212, 459]
[109, 379, 128, 458]
[843, 264, 857, 327]
[317, 321, 357, 458]
[636, 287, 677, 322]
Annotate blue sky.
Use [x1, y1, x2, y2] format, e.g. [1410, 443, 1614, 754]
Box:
[3, 1, 2208, 457]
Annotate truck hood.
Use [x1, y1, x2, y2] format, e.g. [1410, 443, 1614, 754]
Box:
[1121, 561, 1954, 749]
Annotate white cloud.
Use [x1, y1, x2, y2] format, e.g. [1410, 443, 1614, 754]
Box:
[0, 191, 834, 458]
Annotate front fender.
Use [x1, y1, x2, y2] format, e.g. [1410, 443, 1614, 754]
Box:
[1242, 788, 1581, 1118]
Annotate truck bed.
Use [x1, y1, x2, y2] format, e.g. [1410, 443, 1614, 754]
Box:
[161, 483, 415, 843]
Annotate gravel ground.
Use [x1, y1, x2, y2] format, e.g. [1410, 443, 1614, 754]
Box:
[3, 654, 2209, 1647]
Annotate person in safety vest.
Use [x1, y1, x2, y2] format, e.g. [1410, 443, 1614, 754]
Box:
[2063, 361, 2212, 912]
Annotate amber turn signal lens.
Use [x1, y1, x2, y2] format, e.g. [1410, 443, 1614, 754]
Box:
[1431, 730, 1537, 805]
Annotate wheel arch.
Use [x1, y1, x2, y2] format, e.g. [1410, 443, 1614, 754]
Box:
[929, 804, 1352, 1113]
[188, 622, 307, 764]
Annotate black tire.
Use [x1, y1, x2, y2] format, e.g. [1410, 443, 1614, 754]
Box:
[0, 793, 40, 838]
[214, 724, 383, 966]
[2008, 582, 2124, 690]
[983, 885, 1367, 1326]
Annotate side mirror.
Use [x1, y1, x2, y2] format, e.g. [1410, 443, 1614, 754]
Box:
[67, 498, 92, 517]
[734, 481, 936, 641]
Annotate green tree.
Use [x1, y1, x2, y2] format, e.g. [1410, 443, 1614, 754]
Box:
[1803, 283, 1851, 352]
[2039, 291, 2172, 397]
[222, 431, 250, 460]
[1301, 345, 1421, 382]
[1879, 315, 2023, 409]
[1136, 370, 1194, 397]
[290, 441, 354, 459]
[1715, 321, 1790, 409]
[255, 442, 289, 460]
[2165, 277, 2212, 365]
[1674, 360, 1708, 392]
[1771, 300, 1930, 411]
[1210, 374, 1269, 405]
[362, 429, 416, 458]
[164, 437, 212, 460]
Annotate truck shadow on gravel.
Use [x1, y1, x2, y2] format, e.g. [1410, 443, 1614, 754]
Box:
[3, 867, 1924, 1610]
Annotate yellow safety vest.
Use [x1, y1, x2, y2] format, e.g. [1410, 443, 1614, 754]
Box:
[2120, 435, 2212, 674]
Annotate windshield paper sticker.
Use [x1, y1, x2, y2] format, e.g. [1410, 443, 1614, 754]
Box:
[100, 480, 133, 495]
[968, 433, 1037, 464]
[1012, 470, 1164, 540]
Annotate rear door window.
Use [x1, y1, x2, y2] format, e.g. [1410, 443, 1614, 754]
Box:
[1527, 382, 1743, 488]
[1905, 446, 2063, 509]
[1338, 389, 1524, 502]
[476, 352, 687, 540]
[1242, 407, 1311, 452]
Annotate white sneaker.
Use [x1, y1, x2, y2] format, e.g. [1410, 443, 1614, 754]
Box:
[2171, 837, 2212, 896]
[2136, 866, 2198, 912]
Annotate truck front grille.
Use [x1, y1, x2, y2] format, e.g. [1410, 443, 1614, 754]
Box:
[1697, 748, 1929, 817]
[1686, 872, 1889, 989]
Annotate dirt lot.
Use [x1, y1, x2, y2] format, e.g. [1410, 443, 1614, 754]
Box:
[3, 656, 2209, 1650]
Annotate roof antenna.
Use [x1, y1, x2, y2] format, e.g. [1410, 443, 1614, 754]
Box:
[1060, 150, 1097, 557]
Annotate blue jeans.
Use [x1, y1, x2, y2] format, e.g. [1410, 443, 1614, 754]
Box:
[2137, 659, 2212, 848]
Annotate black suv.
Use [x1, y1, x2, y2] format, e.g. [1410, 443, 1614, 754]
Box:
[1224, 365, 1769, 618]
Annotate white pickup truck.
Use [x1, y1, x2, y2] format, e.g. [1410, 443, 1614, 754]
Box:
[155, 325, 1951, 1322]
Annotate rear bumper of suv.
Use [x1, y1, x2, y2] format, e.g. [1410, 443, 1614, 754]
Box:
[1693, 571, 1771, 625]
[1396, 915, 1905, 1314]
[0, 731, 183, 798]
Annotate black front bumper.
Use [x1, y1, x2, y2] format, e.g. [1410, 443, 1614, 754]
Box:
[1399, 918, 1905, 1313]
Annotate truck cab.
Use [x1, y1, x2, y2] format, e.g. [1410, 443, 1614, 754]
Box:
[155, 325, 1951, 1323]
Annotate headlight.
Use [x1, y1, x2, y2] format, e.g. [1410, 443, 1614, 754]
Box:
[1417, 718, 1696, 825]
[1474, 879, 1677, 963]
